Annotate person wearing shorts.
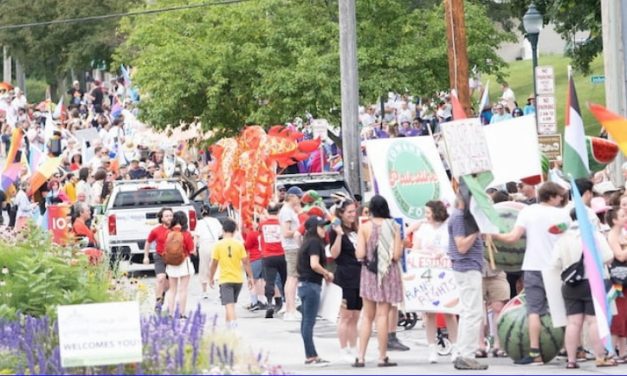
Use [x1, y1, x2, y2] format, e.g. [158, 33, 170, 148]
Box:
[493, 182, 570, 365]
[210, 219, 254, 329]
[552, 209, 615, 368]
[279, 186, 304, 321]
[143, 207, 173, 309]
[259, 204, 287, 319]
[477, 267, 510, 358]
[244, 221, 267, 311]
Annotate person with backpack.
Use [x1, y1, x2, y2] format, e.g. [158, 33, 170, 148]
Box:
[209, 218, 254, 329]
[163, 211, 196, 318]
[144, 207, 173, 309]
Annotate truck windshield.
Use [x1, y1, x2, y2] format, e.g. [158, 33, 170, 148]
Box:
[112, 189, 185, 208]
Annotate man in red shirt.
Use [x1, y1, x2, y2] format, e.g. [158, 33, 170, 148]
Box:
[260, 203, 287, 318]
[143, 207, 174, 309]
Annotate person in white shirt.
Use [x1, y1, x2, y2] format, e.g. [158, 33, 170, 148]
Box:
[195, 205, 224, 299]
[14, 181, 35, 230]
[279, 186, 304, 321]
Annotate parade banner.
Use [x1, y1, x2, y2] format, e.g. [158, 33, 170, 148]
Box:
[48, 204, 71, 245]
[364, 137, 455, 223]
[58, 301, 142, 367]
[483, 115, 542, 188]
[440, 118, 492, 177]
[402, 250, 461, 314]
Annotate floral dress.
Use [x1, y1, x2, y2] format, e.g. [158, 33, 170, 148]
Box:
[359, 222, 403, 303]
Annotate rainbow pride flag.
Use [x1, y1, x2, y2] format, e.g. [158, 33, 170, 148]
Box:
[570, 176, 613, 352]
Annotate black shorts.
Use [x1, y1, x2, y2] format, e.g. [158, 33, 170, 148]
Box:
[154, 253, 166, 275]
[562, 281, 595, 316]
[220, 283, 243, 305]
[342, 287, 363, 311]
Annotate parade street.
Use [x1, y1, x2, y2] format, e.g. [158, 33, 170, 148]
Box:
[148, 273, 625, 375]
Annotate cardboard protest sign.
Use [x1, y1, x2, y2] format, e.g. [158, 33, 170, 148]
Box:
[365, 137, 455, 223]
[73, 128, 100, 145]
[483, 115, 541, 187]
[317, 282, 342, 323]
[48, 204, 71, 245]
[440, 118, 492, 177]
[402, 250, 461, 314]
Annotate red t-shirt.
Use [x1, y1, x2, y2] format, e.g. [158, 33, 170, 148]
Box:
[259, 218, 284, 257]
[176, 229, 195, 256]
[244, 230, 262, 262]
[147, 225, 169, 255]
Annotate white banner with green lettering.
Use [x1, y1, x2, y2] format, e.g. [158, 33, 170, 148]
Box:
[364, 137, 455, 223]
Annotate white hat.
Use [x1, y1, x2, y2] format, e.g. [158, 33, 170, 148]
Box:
[593, 180, 620, 195]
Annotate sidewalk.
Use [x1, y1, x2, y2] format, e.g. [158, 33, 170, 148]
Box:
[158, 274, 625, 375]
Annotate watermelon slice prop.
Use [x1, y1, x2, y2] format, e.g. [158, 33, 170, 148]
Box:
[586, 136, 619, 172]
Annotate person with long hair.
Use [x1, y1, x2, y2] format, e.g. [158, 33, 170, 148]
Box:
[164, 211, 196, 318]
[194, 205, 223, 299]
[329, 198, 361, 362]
[297, 215, 333, 365]
[607, 207, 627, 362]
[408, 200, 458, 363]
[353, 195, 402, 368]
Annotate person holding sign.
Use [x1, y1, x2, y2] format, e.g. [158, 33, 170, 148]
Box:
[408, 200, 458, 364]
[448, 195, 488, 370]
[329, 198, 361, 363]
[353, 195, 403, 368]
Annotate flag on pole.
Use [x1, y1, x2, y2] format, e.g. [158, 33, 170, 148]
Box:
[121, 64, 132, 88]
[462, 172, 507, 234]
[570, 176, 613, 353]
[450, 89, 466, 120]
[52, 96, 64, 120]
[563, 70, 589, 179]
[1, 162, 21, 191]
[478, 80, 490, 114]
[589, 103, 627, 156]
[2, 128, 23, 171]
[28, 156, 62, 195]
[28, 145, 43, 174]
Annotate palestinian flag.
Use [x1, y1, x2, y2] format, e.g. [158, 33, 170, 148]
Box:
[563, 73, 589, 179]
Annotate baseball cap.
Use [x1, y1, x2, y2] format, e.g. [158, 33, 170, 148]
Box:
[304, 216, 330, 231]
[287, 186, 304, 197]
[590, 197, 612, 214]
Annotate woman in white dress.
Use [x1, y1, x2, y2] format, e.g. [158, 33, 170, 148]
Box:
[194, 205, 223, 299]
[407, 200, 458, 363]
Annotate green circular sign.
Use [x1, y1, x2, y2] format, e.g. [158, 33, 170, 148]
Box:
[386, 140, 440, 220]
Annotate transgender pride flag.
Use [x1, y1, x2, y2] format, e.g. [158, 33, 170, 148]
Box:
[570, 177, 613, 352]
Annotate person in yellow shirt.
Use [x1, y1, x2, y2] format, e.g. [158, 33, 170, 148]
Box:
[63, 173, 78, 203]
[210, 218, 253, 329]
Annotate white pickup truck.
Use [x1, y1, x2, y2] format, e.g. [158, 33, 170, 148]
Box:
[96, 179, 197, 272]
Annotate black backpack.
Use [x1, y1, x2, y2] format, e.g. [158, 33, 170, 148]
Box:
[561, 254, 585, 286]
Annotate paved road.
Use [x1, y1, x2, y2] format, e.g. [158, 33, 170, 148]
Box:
[139, 274, 626, 375]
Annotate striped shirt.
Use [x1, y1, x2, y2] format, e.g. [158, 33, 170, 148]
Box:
[447, 209, 485, 272]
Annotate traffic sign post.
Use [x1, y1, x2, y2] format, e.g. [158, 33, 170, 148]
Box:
[535, 66, 555, 95]
[591, 75, 605, 84]
[534, 66, 557, 134]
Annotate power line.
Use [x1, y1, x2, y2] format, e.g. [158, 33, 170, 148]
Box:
[0, 0, 250, 31]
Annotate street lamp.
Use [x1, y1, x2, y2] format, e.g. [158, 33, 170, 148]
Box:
[523, 3, 543, 126]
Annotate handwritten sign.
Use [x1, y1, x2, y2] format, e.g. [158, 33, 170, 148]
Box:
[311, 119, 329, 141]
[58, 301, 142, 367]
[402, 250, 461, 314]
[440, 118, 492, 177]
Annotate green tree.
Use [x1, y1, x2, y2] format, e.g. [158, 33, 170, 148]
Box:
[116, 0, 511, 135]
[0, 0, 141, 86]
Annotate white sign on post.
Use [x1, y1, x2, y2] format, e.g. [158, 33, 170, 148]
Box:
[311, 119, 329, 140]
[535, 66, 555, 95]
[536, 95, 557, 134]
[440, 118, 492, 177]
[58, 301, 143, 368]
[402, 250, 461, 314]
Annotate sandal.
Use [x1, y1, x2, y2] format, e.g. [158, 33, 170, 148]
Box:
[377, 356, 397, 367]
[352, 358, 365, 368]
[566, 362, 579, 369]
[596, 356, 617, 367]
[475, 349, 488, 358]
[492, 349, 507, 358]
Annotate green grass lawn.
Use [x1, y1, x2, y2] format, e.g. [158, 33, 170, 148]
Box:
[483, 54, 606, 136]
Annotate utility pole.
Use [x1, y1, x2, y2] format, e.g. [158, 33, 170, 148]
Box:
[444, 0, 471, 115]
[2, 46, 11, 84]
[601, 0, 627, 187]
[339, 0, 362, 198]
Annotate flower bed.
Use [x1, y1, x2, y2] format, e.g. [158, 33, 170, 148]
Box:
[0, 225, 284, 375]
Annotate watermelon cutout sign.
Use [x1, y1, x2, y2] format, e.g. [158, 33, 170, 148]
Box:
[519, 153, 549, 186]
[586, 136, 619, 172]
[497, 294, 564, 363]
[487, 201, 527, 272]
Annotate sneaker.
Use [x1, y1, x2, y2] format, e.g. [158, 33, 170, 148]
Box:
[278, 305, 287, 315]
[514, 355, 544, 366]
[304, 358, 330, 367]
[265, 307, 274, 319]
[387, 337, 410, 351]
[341, 348, 354, 363]
[428, 345, 438, 364]
[453, 357, 489, 370]
[284, 312, 301, 322]
[250, 302, 267, 312]
[244, 302, 257, 310]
